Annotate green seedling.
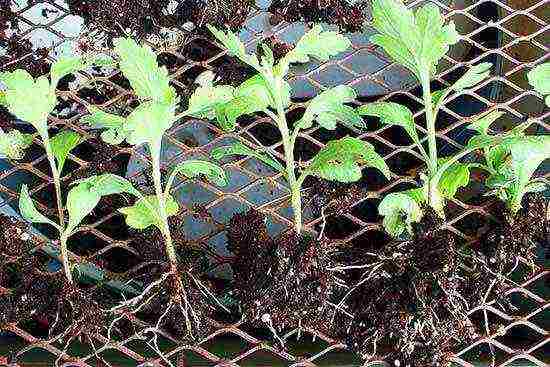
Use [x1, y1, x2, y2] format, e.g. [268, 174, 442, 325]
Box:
[359, 0, 510, 237]
[466, 64, 550, 215]
[0, 57, 134, 283]
[188, 25, 390, 234]
[84, 38, 228, 271]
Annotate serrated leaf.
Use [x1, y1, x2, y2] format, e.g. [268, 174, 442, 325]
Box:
[188, 81, 235, 120]
[379, 189, 424, 237]
[50, 56, 86, 89]
[285, 25, 351, 65]
[207, 25, 260, 70]
[307, 137, 390, 183]
[74, 174, 141, 197]
[505, 135, 550, 213]
[169, 160, 228, 187]
[119, 195, 179, 230]
[0, 130, 33, 160]
[0, 70, 56, 135]
[113, 38, 177, 105]
[211, 142, 285, 173]
[434, 63, 492, 106]
[467, 110, 504, 136]
[81, 107, 129, 145]
[357, 102, 420, 145]
[437, 159, 473, 199]
[19, 184, 58, 229]
[50, 130, 83, 173]
[527, 62, 550, 95]
[125, 102, 175, 146]
[298, 86, 362, 131]
[371, 0, 459, 79]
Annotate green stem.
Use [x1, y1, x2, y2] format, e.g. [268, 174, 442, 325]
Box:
[59, 231, 73, 283]
[271, 77, 302, 234]
[43, 136, 65, 229]
[420, 72, 442, 212]
[150, 141, 178, 266]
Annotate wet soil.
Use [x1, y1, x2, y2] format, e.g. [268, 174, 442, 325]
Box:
[0, 215, 34, 259]
[268, 0, 367, 33]
[227, 210, 340, 334]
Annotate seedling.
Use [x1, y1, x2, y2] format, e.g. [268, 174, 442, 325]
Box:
[359, 0, 508, 237]
[84, 38, 229, 339]
[188, 25, 390, 234]
[0, 58, 136, 283]
[466, 63, 550, 215]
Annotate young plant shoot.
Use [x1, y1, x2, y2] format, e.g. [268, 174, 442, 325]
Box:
[0, 58, 134, 284]
[467, 63, 550, 215]
[359, 0, 507, 237]
[83, 38, 229, 339]
[187, 25, 390, 234]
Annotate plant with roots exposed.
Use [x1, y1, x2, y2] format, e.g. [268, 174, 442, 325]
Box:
[186, 24, 391, 234]
[84, 37, 230, 341]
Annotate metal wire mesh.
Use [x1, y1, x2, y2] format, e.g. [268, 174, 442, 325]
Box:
[0, 0, 548, 366]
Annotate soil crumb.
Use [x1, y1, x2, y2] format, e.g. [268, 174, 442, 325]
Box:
[269, 0, 366, 32]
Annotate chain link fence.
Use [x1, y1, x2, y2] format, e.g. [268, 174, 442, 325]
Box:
[0, 0, 548, 365]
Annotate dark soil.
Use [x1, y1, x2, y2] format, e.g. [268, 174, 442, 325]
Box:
[268, 0, 366, 33]
[476, 194, 548, 273]
[0, 215, 34, 259]
[0, 35, 50, 77]
[67, 0, 251, 40]
[227, 210, 341, 336]
[305, 178, 365, 217]
[333, 209, 478, 366]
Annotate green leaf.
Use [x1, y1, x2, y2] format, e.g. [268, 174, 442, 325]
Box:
[81, 107, 129, 144]
[168, 160, 228, 187]
[50, 130, 83, 173]
[467, 110, 504, 136]
[357, 102, 420, 145]
[65, 174, 142, 234]
[505, 135, 550, 213]
[119, 194, 179, 230]
[65, 179, 102, 234]
[113, 38, 177, 105]
[74, 174, 141, 197]
[437, 159, 473, 199]
[371, 0, 459, 79]
[207, 25, 260, 70]
[307, 137, 391, 183]
[19, 184, 59, 229]
[0, 70, 56, 135]
[125, 102, 175, 146]
[285, 25, 351, 65]
[379, 189, 424, 237]
[0, 130, 33, 160]
[527, 63, 550, 95]
[187, 73, 235, 120]
[50, 56, 86, 89]
[298, 86, 362, 131]
[211, 142, 285, 173]
[433, 62, 492, 106]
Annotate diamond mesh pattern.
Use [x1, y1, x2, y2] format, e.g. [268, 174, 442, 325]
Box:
[1, 0, 548, 366]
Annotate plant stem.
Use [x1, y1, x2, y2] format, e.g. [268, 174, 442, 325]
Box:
[43, 133, 74, 283]
[271, 78, 302, 234]
[59, 232, 73, 283]
[150, 142, 178, 266]
[43, 137, 65, 229]
[420, 72, 444, 213]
